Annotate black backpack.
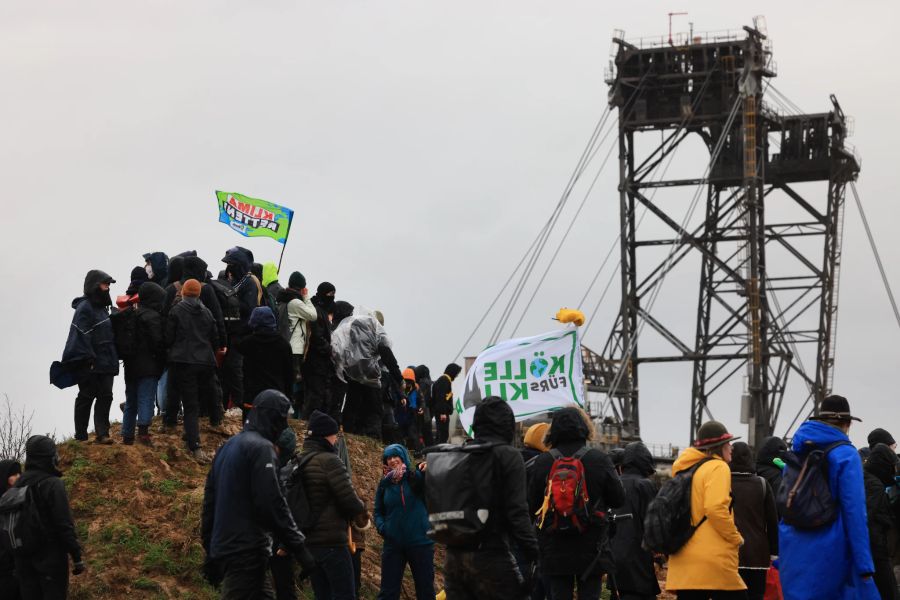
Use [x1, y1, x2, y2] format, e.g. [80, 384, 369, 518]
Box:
[777, 440, 850, 529]
[642, 458, 712, 554]
[276, 302, 303, 344]
[209, 279, 242, 330]
[281, 452, 320, 532]
[110, 306, 140, 359]
[0, 480, 47, 555]
[424, 441, 497, 547]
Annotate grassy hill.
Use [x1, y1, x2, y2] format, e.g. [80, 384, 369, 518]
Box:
[59, 414, 444, 599]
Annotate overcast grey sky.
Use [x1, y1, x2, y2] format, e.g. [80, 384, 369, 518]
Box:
[1, 1, 896, 449]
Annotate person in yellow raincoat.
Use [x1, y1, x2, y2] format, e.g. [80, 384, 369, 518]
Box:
[666, 421, 748, 600]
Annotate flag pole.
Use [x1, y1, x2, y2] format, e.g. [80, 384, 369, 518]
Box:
[277, 212, 293, 274]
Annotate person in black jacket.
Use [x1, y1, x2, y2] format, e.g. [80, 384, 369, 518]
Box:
[609, 442, 660, 600]
[236, 307, 294, 419]
[61, 269, 119, 444]
[201, 390, 315, 597]
[143, 251, 169, 287]
[526, 406, 625, 600]
[0, 459, 22, 600]
[443, 397, 539, 600]
[414, 365, 434, 447]
[730, 441, 778, 600]
[865, 443, 899, 600]
[304, 283, 338, 421]
[218, 247, 260, 413]
[165, 279, 217, 463]
[754, 436, 787, 496]
[120, 282, 166, 446]
[13, 436, 84, 599]
[431, 364, 461, 444]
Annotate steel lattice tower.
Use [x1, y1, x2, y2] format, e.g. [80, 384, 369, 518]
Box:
[581, 25, 860, 446]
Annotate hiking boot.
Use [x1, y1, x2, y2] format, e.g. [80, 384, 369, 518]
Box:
[191, 448, 211, 464]
[122, 437, 134, 446]
[137, 434, 154, 447]
[94, 435, 114, 445]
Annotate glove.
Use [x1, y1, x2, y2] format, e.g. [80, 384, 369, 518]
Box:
[295, 545, 317, 581]
[72, 561, 86, 575]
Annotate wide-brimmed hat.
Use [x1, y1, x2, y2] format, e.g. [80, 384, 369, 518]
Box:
[811, 394, 861, 422]
[693, 421, 740, 450]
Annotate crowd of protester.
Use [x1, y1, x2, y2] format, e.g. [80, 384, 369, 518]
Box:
[0, 250, 898, 600]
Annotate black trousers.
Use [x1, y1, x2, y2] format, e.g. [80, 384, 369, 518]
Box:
[0, 570, 21, 600]
[434, 415, 450, 444]
[220, 553, 275, 600]
[676, 591, 748, 600]
[738, 569, 767, 600]
[171, 363, 215, 450]
[547, 574, 603, 600]
[74, 373, 114, 440]
[15, 560, 68, 600]
[220, 345, 244, 410]
[301, 362, 332, 420]
[345, 382, 382, 440]
[269, 553, 296, 600]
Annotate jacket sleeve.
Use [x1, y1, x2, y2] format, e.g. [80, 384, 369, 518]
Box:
[702, 461, 744, 547]
[42, 478, 82, 562]
[238, 278, 259, 321]
[431, 377, 452, 415]
[202, 285, 226, 348]
[201, 466, 216, 552]
[164, 309, 177, 348]
[288, 297, 317, 324]
[373, 481, 386, 534]
[763, 478, 779, 556]
[499, 447, 539, 559]
[62, 304, 98, 364]
[594, 452, 626, 509]
[323, 454, 366, 520]
[526, 453, 550, 514]
[141, 311, 165, 359]
[281, 342, 294, 395]
[377, 345, 404, 385]
[162, 286, 176, 316]
[838, 451, 876, 575]
[250, 443, 306, 554]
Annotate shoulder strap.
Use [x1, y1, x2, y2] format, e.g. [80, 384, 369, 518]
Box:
[823, 440, 852, 454]
[549, 448, 563, 460]
[573, 446, 590, 460]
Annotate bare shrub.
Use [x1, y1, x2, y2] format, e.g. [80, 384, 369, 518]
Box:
[0, 394, 34, 461]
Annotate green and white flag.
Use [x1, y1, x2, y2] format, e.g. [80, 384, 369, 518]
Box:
[216, 190, 293, 244]
[457, 326, 584, 435]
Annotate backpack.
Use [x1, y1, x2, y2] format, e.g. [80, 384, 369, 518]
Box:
[425, 441, 498, 547]
[776, 440, 850, 529]
[110, 306, 140, 358]
[0, 481, 47, 555]
[642, 457, 713, 554]
[276, 302, 303, 344]
[209, 279, 242, 330]
[281, 452, 320, 533]
[536, 447, 592, 533]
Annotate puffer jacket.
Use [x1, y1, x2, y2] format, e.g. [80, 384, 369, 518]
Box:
[374, 444, 432, 549]
[666, 447, 745, 592]
[298, 436, 366, 547]
[165, 297, 217, 366]
[778, 420, 879, 600]
[730, 443, 778, 570]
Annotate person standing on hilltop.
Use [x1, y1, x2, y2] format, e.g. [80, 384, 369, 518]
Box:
[61, 269, 119, 444]
[236, 307, 294, 420]
[0, 460, 22, 599]
[430, 364, 461, 444]
[274, 272, 317, 418]
[12, 436, 85, 599]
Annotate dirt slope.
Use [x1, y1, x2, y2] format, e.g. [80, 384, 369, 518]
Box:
[60, 414, 442, 599]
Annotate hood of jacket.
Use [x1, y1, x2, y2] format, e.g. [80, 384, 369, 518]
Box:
[262, 262, 279, 288]
[167, 257, 185, 285]
[332, 301, 354, 325]
[244, 389, 291, 443]
[414, 365, 431, 382]
[276, 287, 304, 304]
[24, 435, 61, 477]
[249, 306, 277, 332]
[382, 443, 412, 469]
[138, 282, 166, 313]
[672, 446, 722, 475]
[0, 459, 21, 494]
[182, 256, 209, 282]
[83, 269, 115, 296]
[143, 252, 169, 284]
[729, 441, 755, 473]
[444, 363, 462, 379]
[866, 443, 899, 486]
[472, 397, 515, 444]
[755, 435, 787, 468]
[222, 247, 252, 279]
[622, 441, 655, 476]
[791, 420, 849, 454]
[546, 406, 592, 447]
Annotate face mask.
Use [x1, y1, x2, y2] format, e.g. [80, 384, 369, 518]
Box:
[145, 264, 154, 279]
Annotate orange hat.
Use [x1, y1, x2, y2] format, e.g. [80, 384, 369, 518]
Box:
[402, 368, 417, 383]
[182, 279, 202, 298]
[523, 422, 550, 452]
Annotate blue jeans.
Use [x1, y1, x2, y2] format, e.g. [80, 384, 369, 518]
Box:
[122, 376, 158, 438]
[377, 544, 434, 600]
[157, 369, 168, 415]
[309, 546, 355, 600]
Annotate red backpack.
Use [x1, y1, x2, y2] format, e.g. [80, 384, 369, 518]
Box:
[536, 447, 591, 533]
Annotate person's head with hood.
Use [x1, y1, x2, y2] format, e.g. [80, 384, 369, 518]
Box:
[472, 396, 515, 444]
[306, 409, 340, 447]
[138, 282, 166, 313]
[0, 459, 21, 494]
[755, 436, 787, 469]
[546, 406, 594, 449]
[859, 446, 872, 464]
[82, 269, 116, 307]
[244, 390, 292, 444]
[866, 443, 899, 486]
[729, 441, 755, 473]
[222, 247, 252, 282]
[622, 442, 655, 477]
[382, 443, 412, 482]
[182, 256, 209, 283]
[249, 306, 277, 333]
[444, 363, 462, 381]
[251, 262, 264, 282]
[143, 251, 169, 285]
[609, 447, 625, 473]
[24, 435, 61, 476]
[125, 266, 149, 296]
[523, 422, 550, 452]
[167, 257, 185, 286]
[312, 282, 337, 313]
[262, 262, 280, 289]
[275, 426, 297, 467]
[868, 428, 896, 451]
[414, 365, 431, 384]
[332, 300, 354, 327]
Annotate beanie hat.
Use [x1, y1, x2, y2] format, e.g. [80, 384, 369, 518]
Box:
[316, 281, 336, 297]
[307, 410, 339, 438]
[289, 271, 307, 290]
[523, 422, 550, 452]
[182, 279, 202, 298]
[249, 306, 277, 332]
[693, 421, 740, 450]
[25, 435, 57, 458]
[868, 428, 896, 449]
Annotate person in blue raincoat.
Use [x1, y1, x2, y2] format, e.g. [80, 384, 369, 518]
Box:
[374, 443, 434, 600]
[779, 395, 880, 600]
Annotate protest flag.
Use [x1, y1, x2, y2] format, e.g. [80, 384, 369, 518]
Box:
[216, 190, 294, 270]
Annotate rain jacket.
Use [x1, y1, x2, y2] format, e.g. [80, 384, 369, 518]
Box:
[61, 270, 119, 375]
[666, 447, 746, 592]
[201, 390, 306, 560]
[374, 444, 432, 549]
[275, 288, 317, 355]
[143, 251, 169, 287]
[779, 420, 879, 600]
